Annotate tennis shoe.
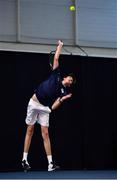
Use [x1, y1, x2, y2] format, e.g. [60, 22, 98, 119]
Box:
[48, 162, 60, 171]
[22, 160, 31, 172]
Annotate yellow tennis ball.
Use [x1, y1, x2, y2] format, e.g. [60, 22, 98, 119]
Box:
[69, 5, 75, 11]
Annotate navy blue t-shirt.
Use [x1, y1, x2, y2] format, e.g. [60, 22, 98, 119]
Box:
[35, 68, 69, 107]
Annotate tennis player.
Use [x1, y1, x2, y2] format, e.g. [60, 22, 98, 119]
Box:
[22, 40, 76, 171]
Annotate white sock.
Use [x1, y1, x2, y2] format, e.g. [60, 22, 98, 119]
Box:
[22, 152, 28, 163]
[47, 155, 52, 165]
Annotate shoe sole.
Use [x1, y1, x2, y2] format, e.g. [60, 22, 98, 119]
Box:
[48, 167, 60, 172]
[22, 165, 31, 172]
[48, 168, 56, 172]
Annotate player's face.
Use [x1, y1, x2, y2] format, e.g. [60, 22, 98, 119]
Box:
[64, 76, 73, 87]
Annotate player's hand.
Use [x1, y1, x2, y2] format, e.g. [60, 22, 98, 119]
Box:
[58, 40, 63, 46]
[61, 93, 72, 102]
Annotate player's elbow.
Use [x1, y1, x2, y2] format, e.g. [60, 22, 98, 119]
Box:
[54, 57, 58, 62]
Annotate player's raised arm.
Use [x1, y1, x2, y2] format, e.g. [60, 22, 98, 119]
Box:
[52, 40, 63, 70]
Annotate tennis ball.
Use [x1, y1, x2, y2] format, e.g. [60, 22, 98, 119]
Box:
[69, 5, 75, 11]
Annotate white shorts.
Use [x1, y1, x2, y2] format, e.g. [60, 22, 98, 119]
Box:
[25, 98, 51, 127]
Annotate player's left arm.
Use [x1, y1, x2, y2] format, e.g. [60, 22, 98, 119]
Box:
[51, 93, 72, 110]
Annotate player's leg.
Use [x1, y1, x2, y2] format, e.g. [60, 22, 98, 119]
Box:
[22, 99, 37, 171]
[22, 125, 34, 171]
[41, 126, 60, 171]
[39, 112, 60, 171]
